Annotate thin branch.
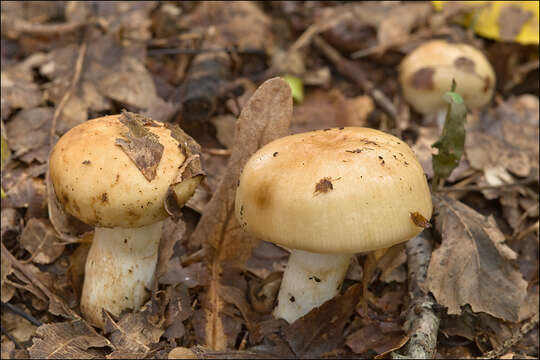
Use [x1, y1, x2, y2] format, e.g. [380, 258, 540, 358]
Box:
[312, 35, 398, 120]
[393, 231, 440, 359]
[49, 39, 88, 146]
[1, 301, 43, 326]
[436, 178, 538, 193]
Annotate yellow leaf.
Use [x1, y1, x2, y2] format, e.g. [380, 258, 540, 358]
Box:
[433, 1, 539, 45]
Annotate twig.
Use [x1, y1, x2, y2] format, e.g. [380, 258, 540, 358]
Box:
[49, 39, 88, 146]
[393, 231, 440, 359]
[436, 178, 538, 193]
[2, 18, 86, 37]
[312, 35, 398, 120]
[1, 301, 43, 326]
[479, 312, 539, 359]
[513, 221, 539, 242]
[201, 148, 232, 156]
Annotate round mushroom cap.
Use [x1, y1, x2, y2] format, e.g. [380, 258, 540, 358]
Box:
[49, 115, 186, 228]
[235, 127, 433, 254]
[399, 40, 495, 114]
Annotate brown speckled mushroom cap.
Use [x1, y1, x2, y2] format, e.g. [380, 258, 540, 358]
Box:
[235, 127, 433, 254]
[399, 40, 495, 114]
[49, 115, 185, 228]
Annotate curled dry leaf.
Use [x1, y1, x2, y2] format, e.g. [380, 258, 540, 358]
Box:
[28, 320, 113, 359]
[189, 77, 292, 350]
[425, 195, 528, 322]
[466, 94, 539, 179]
[283, 284, 362, 357]
[19, 218, 65, 264]
[115, 111, 164, 182]
[102, 308, 164, 358]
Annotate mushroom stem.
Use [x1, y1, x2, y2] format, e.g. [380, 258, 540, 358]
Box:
[436, 107, 448, 129]
[273, 249, 351, 323]
[80, 220, 163, 327]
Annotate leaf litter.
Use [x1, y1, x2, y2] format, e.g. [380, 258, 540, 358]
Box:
[1, 2, 538, 359]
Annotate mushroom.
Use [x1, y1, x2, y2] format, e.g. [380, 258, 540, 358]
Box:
[235, 127, 432, 323]
[49, 114, 202, 327]
[399, 40, 495, 125]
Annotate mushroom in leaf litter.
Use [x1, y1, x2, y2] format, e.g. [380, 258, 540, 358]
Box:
[235, 127, 433, 323]
[49, 113, 202, 327]
[399, 40, 495, 126]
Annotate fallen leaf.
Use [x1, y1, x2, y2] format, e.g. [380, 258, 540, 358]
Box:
[163, 285, 193, 342]
[103, 308, 164, 357]
[466, 94, 539, 179]
[115, 111, 165, 182]
[1, 61, 43, 120]
[156, 218, 186, 281]
[19, 218, 65, 264]
[346, 322, 406, 355]
[283, 284, 362, 357]
[425, 195, 528, 322]
[190, 77, 292, 350]
[28, 320, 112, 359]
[378, 3, 431, 47]
[67, 242, 91, 302]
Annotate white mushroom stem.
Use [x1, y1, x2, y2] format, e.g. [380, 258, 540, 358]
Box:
[436, 107, 448, 129]
[80, 221, 163, 327]
[273, 249, 352, 323]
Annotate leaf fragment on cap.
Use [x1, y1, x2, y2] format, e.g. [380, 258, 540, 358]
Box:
[410, 211, 431, 228]
[115, 110, 164, 182]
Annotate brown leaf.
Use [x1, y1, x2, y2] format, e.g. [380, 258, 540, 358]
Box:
[410, 211, 432, 229]
[115, 111, 164, 182]
[346, 322, 406, 355]
[46, 168, 92, 243]
[156, 218, 186, 281]
[466, 95, 539, 179]
[163, 285, 193, 342]
[102, 308, 164, 357]
[190, 77, 292, 350]
[377, 3, 431, 46]
[2, 166, 48, 218]
[67, 241, 91, 302]
[4, 107, 52, 164]
[425, 195, 528, 322]
[28, 320, 112, 359]
[1, 243, 78, 319]
[1, 62, 43, 120]
[159, 257, 210, 288]
[283, 284, 362, 357]
[19, 218, 65, 264]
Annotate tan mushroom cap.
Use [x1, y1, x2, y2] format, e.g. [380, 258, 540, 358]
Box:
[399, 40, 495, 114]
[49, 115, 185, 228]
[235, 127, 433, 254]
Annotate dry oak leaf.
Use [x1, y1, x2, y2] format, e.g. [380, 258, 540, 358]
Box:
[424, 195, 527, 322]
[28, 320, 112, 359]
[19, 218, 65, 265]
[190, 77, 292, 350]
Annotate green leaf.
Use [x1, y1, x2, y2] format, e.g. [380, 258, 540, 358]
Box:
[1, 120, 10, 170]
[432, 81, 467, 182]
[284, 74, 304, 103]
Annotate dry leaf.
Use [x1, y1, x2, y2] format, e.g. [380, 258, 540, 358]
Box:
[103, 309, 164, 357]
[19, 218, 65, 264]
[115, 111, 165, 182]
[283, 284, 362, 357]
[189, 77, 292, 350]
[425, 195, 528, 322]
[378, 3, 431, 47]
[28, 320, 112, 359]
[1, 62, 43, 120]
[466, 95, 539, 179]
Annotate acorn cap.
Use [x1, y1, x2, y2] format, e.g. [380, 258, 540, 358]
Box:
[235, 127, 433, 254]
[49, 115, 186, 228]
[399, 40, 495, 114]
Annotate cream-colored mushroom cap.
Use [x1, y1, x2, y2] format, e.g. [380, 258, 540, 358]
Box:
[235, 127, 432, 254]
[399, 40, 495, 114]
[49, 115, 186, 228]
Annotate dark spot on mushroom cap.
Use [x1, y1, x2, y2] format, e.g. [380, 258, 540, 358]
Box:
[273, 152, 278, 157]
[82, 160, 91, 165]
[309, 276, 321, 283]
[314, 177, 333, 195]
[454, 56, 476, 73]
[254, 179, 273, 209]
[100, 193, 108, 203]
[289, 296, 295, 302]
[483, 76, 491, 93]
[410, 67, 435, 90]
